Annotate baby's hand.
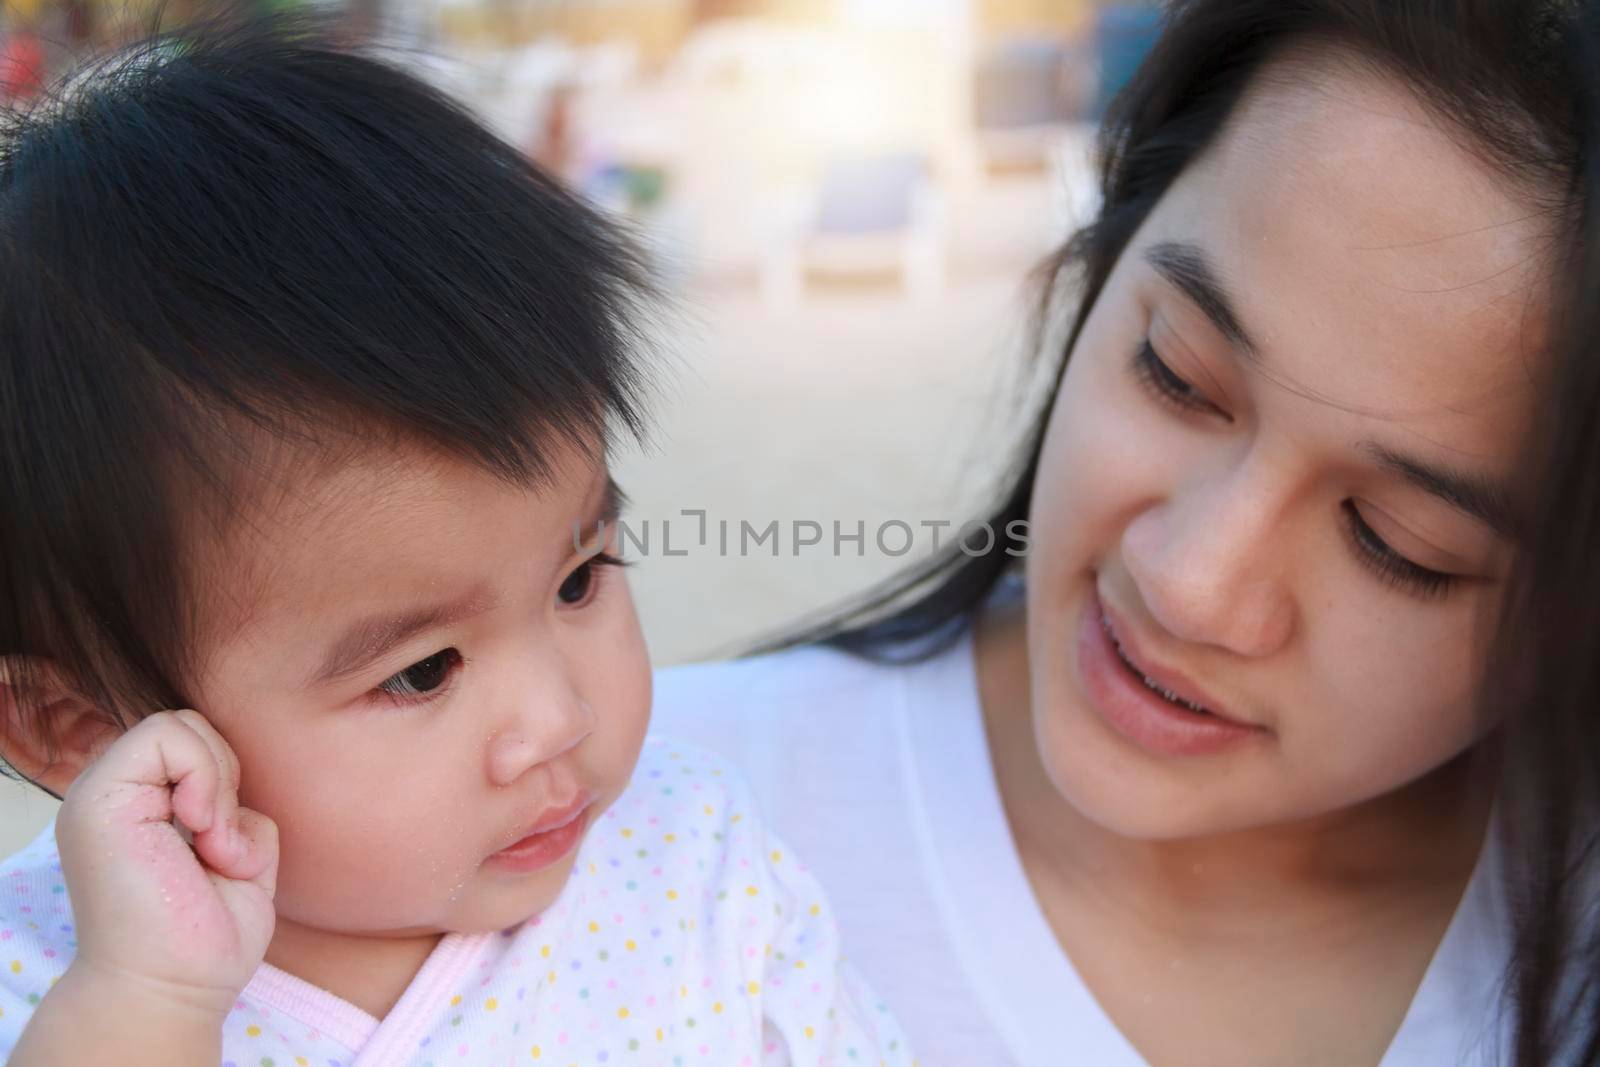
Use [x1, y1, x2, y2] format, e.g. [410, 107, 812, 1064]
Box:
[53, 709, 278, 1016]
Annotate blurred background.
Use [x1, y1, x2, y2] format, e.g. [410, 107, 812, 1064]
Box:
[0, 0, 1158, 849]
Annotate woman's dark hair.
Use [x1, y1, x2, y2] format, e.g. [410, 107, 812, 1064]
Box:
[791, 1, 1598, 1063]
[1485, 5, 1600, 1064]
[0, 16, 655, 742]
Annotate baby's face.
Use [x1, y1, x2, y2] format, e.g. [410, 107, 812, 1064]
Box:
[186, 440, 650, 940]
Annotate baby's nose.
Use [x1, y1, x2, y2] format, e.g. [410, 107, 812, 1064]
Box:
[486, 700, 594, 787]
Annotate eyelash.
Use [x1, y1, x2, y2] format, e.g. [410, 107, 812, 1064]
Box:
[375, 647, 464, 705]
[370, 553, 629, 707]
[1342, 504, 1457, 599]
[557, 551, 628, 610]
[1130, 339, 1218, 415]
[1129, 339, 1459, 601]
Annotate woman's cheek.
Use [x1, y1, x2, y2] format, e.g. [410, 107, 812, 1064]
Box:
[1309, 597, 1488, 759]
[1036, 352, 1166, 565]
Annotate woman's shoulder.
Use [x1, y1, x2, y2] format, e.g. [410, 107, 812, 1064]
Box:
[652, 635, 972, 743]
[648, 635, 978, 815]
[655, 642, 901, 713]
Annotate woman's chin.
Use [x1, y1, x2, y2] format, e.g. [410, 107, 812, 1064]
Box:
[1029, 685, 1289, 843]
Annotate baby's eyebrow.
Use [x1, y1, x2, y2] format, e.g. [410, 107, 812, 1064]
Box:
[567, 476, 625, 555]
[598, 477, 626, 526]
[309, 583, 498, 688]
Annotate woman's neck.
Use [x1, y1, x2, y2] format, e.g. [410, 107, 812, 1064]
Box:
[973, 603, 1494, 937]
[264, 919, 444, 1020]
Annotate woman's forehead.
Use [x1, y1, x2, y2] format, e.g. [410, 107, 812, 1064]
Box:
[1133, 60, 1550, 440]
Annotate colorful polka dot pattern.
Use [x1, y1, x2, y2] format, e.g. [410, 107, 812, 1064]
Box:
[0, 737, 914, 1066]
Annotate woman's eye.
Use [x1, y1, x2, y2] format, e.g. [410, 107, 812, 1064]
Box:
[1130, 340, 1219, 416]
[1342, 503, 1458, 600]
[376, 648, 462, 701]
[557, 552, 626, 608]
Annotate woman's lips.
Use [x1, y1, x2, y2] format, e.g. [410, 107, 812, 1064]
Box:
[1097, 598, 1251, 723]
[1076, 590, 1266, 757]
[484, 795, 593, 875]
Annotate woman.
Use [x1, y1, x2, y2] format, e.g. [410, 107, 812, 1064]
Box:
[653, 1, 1600, 1063]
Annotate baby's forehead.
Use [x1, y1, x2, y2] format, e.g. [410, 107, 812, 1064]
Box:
[186, 439, 604, 665]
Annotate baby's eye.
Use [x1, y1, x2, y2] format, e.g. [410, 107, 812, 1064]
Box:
[558, 562, 597, 606]
[557, 552, 626, 609]
[376, 648, 461, 701]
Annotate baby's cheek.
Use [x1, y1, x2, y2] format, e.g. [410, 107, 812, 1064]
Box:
[275, 817, 476, 930]
[260, 765, 450, 918]
[584, 588, 653, 780]
[599, 659, 651, 790]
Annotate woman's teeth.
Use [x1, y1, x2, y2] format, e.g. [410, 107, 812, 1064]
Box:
[1142, 677, 1211, 715]
[1102, 612, 1213, 716]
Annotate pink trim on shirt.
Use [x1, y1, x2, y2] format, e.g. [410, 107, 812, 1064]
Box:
[243, 962, 380, 1051]
[240, 932, 491, 1062]
[353, 933, 490, 1066]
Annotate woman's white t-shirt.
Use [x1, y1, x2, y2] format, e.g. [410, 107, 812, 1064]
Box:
[649, 631, 1513, 1066]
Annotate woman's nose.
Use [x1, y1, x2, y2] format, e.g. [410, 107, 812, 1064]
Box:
[1122, 465, 1297, 657]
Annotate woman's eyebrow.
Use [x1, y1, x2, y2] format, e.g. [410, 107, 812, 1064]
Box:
[1358, 441, 1516, 537]
[1144, 240, 1261, 361]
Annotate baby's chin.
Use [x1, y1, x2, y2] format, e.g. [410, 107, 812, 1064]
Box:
[275, 866, 581, 943]
[444, 853, 588, 934]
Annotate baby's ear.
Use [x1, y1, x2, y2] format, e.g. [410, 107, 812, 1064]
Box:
[0, 656, 123, 797]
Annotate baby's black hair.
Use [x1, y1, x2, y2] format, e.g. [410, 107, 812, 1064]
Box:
[0, 14, 657, 744]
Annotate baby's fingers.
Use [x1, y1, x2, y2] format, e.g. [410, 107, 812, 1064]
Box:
[170, 710, 242, 848]
[54, 710, 274, 1004]
[206, 807, 279, 963]
[74, 710, 231, 837]
[155, 715, 227, 835]
[195, 806, 277, 893]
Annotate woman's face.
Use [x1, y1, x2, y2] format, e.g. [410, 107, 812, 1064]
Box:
[1026, 59, 1550, 839]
